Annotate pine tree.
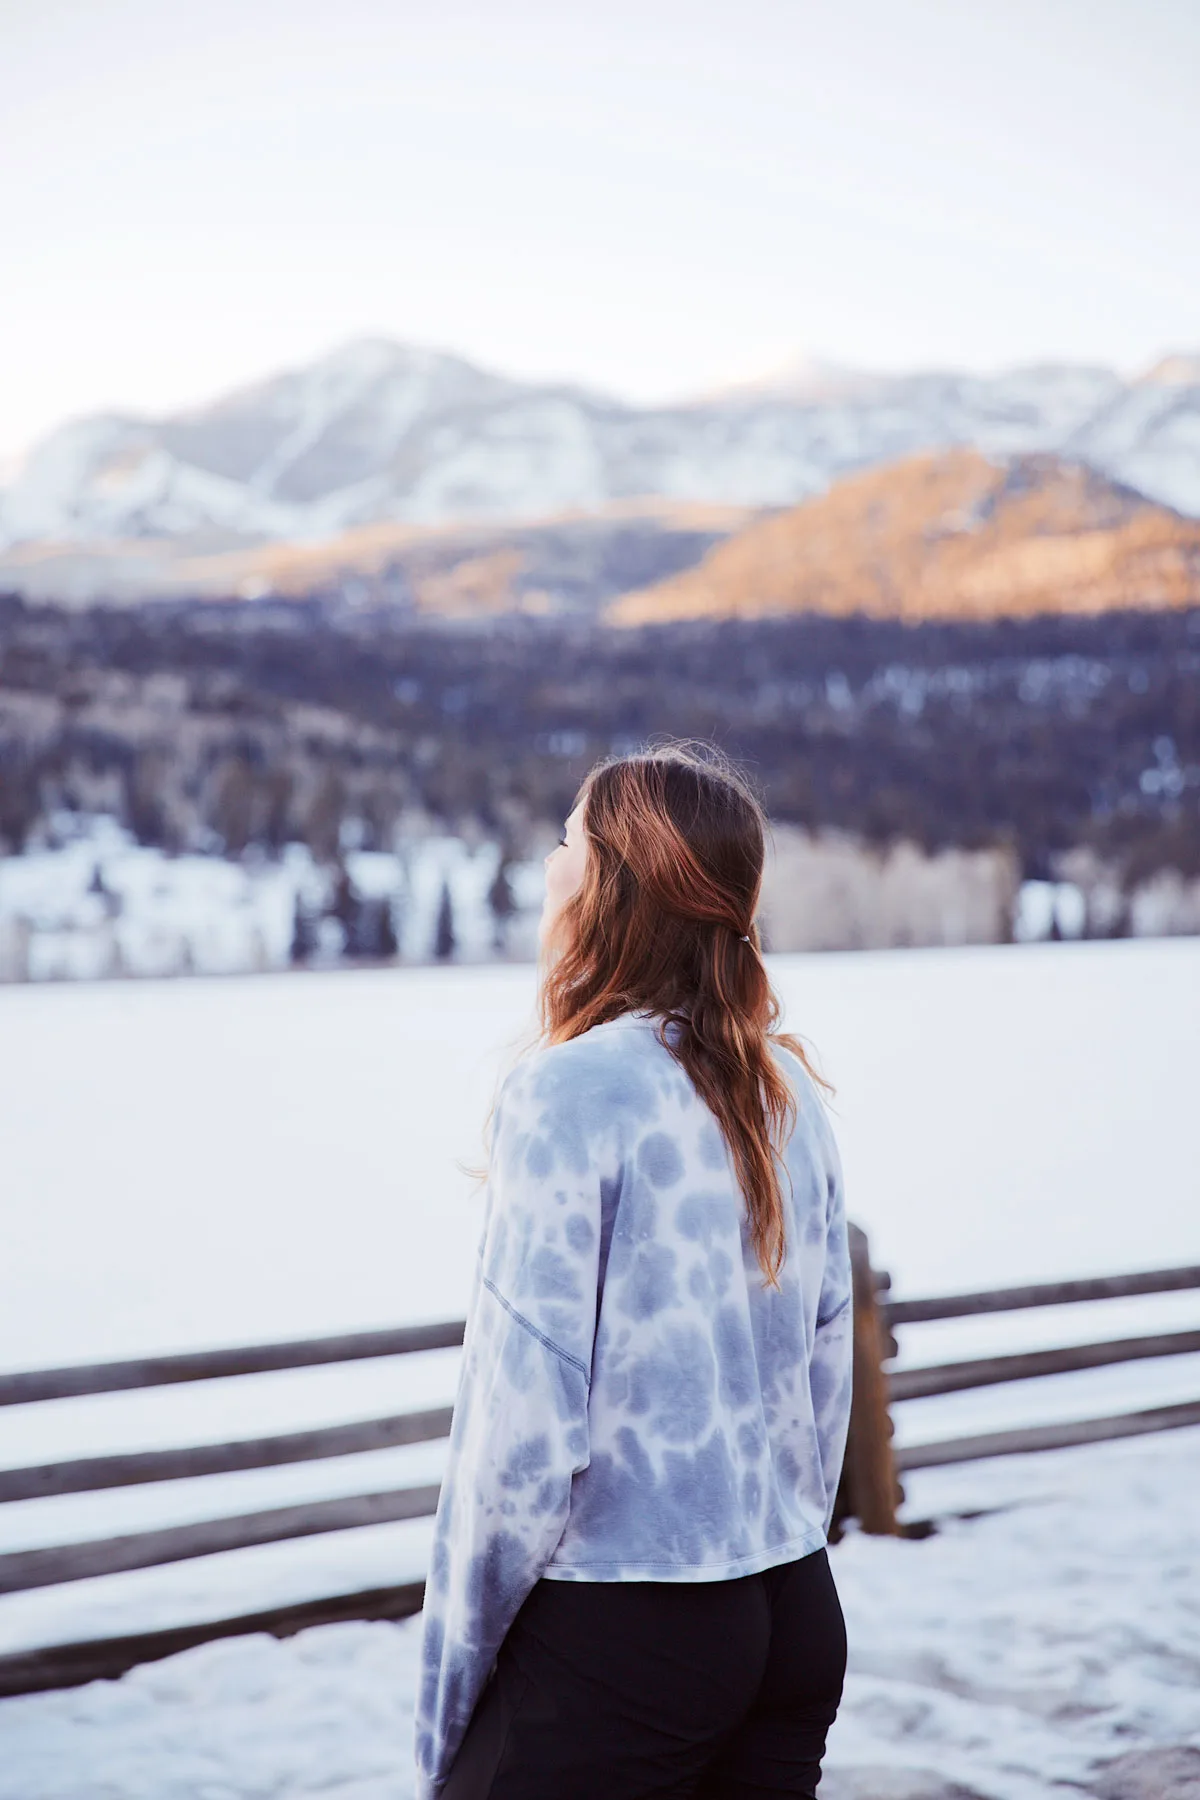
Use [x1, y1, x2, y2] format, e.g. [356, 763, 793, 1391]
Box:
[434, 879, 456, 961]
[378, 896, 399, 959]
[331, 860, 358, 950]
[290, 894, 318, 964]
[486, 851, 517, 951]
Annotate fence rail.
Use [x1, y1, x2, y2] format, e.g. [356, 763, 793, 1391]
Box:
[0, 1405, 456, 1504]
[893, 1398, 1200, 1471]
[0, 1320, 466, 1409]
[888, 1326, 1200, 1402]
[0, 1485, 444, 1596]
[881, 1263, 1200, 1326]
[1, 1241, 1197, 1696]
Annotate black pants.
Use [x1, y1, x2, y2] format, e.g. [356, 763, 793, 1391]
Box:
[442, 1545, 846, 1799]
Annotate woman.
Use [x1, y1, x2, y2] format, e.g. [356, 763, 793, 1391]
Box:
[415, 741, 853, 1800]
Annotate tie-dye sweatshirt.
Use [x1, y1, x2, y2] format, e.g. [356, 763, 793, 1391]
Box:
[414, 1011, 853, 1797]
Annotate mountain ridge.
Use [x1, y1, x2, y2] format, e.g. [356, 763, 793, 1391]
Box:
[3, 339, 1199, 565]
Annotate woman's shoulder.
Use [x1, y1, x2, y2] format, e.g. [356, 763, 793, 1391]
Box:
[500, 1017, 670, 1124]
[768, 1038, 843, 1183]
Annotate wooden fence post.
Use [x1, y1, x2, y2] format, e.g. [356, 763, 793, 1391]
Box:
[833, 1221, 900, 1536]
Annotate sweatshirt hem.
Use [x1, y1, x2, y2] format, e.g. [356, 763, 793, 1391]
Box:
[539, 1525, 827, 1582]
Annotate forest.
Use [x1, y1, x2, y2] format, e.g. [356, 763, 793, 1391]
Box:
[0, 591, 1197, 889]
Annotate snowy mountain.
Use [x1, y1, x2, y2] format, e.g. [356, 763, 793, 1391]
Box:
[1062, 356, 1200, 519]
[1, 340, 1198, 554]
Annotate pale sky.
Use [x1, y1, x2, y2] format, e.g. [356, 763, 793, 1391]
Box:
[2, 0, 1198, 458]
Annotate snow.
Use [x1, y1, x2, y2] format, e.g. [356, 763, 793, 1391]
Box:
[1065, 369, 1200, 517]
[0, 415, 137, 540]
[2, 344, 1198, 551]
[0, 816, 545, 981]
[0, 416, 305, 544]
[2, 936, 1195, 1373]
[0, 938, 1197, 1794]
[1, 1429, 1198, 1799]
[828, 1429, 1200, 1798]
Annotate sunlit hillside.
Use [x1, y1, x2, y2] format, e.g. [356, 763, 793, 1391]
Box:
[607, 451, 1200, 625]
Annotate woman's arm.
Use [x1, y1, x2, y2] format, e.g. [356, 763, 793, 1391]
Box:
[809, 1145, 853, 1537]
[414, 1053, 603, 1799]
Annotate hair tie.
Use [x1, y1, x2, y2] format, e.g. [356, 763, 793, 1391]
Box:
[740, 933, 751, 943]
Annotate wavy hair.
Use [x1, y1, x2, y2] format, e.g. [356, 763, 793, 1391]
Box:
[538, 738, 833, 1291]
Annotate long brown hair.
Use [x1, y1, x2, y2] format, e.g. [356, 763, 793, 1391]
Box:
[539, 738, 834, 1292]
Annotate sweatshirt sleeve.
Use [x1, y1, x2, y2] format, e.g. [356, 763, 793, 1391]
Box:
[414, 1051, 602, 1799]
[809, 1136, 854, 1537]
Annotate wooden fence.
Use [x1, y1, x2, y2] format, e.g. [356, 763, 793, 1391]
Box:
[833, 1225, 1200, 1537]
[1, 1232, 1197, 1696]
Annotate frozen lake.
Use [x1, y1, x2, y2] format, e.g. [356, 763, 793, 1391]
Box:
[3, 935, 1197, 1373]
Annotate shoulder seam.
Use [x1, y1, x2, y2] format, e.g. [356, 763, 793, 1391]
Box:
[480, 1275, 591, 1383]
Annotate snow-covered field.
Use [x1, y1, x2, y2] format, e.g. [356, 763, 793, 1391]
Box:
[1, 938, 1198, 1795]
